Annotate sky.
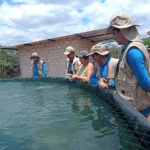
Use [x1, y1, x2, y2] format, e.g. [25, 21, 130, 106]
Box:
[0, 0, 150, 46]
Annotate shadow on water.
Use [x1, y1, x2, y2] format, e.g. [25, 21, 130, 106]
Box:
[70, 84, 147, 150]
[70, 88, 122, 149]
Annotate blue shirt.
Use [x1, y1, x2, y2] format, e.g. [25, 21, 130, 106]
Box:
[67, 60, 73, 74]
[33, 62, 47, 78]
[120, 42, 150, 91]
[89, 55, 115, 87]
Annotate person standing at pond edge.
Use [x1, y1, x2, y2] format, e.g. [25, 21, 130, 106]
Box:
[107, 13, 150, 120]
[88, 43, 118, 89]
[63, 46, 81, 79]
[70, 50, 94, 83]
[30, 52, 47, 78]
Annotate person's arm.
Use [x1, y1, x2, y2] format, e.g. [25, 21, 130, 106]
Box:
[89, 68, 99, 85]
[76, 63, 95, 83]
[127, 48, 150, 91]
[42, 62, 47, 77]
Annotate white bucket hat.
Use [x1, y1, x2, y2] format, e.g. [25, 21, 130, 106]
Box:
[106, 13, 140, 33]
[30, 52, 40, 59]
[121, 26, 141, 41]
[106, 13, 140, 41]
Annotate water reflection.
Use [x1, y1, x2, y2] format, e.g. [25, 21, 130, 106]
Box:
[0, 81, 145, 150]
[69, 87, 121, 149]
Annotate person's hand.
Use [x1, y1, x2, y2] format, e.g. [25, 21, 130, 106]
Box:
[81, 78, 88, 83]
[70, 75, 77, 81]
[100, 78, 107, 83]
[66, 74, 73, 77]
[98, 78, 108, 89]
[98, 81, 109, 89]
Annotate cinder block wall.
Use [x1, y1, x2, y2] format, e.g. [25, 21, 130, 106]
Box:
[18, 35, 96, 78]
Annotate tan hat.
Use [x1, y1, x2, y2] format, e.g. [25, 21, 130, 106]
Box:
[63, 46, 75, 55]
[121, 26, 141, 41]
[77, 50, 89, 58]
[30, 52, 40, 59]
[87, 43, 110, 56]
[106, 13, 139, 33]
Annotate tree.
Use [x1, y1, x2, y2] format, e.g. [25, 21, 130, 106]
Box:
[105, 43, 122, 58]
[0, 48, 19, 78]
[142, 37, 150, 48]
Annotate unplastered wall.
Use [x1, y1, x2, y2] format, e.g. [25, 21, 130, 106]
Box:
[18, 36, 96, 77]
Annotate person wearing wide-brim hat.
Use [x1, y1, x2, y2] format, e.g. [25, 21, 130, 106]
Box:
[70, 50, 94, 83]
[107, 13, 150, 120]
[88, 43, 118, 89]
[63, 46, 81, 78]
[30, 52, 47, 77]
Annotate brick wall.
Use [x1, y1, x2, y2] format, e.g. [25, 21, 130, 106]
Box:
[18, 35, 96, 78]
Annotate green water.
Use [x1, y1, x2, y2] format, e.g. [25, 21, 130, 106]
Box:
[0, 80, 146, 150]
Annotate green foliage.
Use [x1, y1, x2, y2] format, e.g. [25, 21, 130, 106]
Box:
[4, 62, 13, 73]
[105, 43, 122, 58]
[142, 37, 150, 48]
[0, 49, 19, 75]
[0, 50, 18, 65]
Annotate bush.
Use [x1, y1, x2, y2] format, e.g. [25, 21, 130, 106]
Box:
[4, 63, 13, 73]
[143, 37, 150, 48]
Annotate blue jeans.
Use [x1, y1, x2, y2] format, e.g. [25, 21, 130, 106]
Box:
[139, 106, 150, 118]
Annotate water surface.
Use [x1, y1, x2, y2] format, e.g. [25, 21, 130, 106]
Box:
[0, 81, 146, 150]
